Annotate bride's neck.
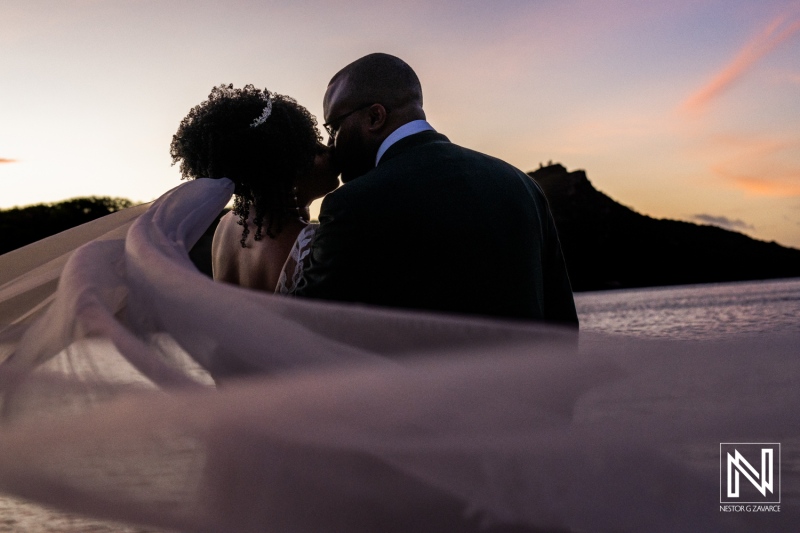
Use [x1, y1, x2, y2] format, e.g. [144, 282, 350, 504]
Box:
[277, 205, 310, 227]
[272, 207, 311, 235]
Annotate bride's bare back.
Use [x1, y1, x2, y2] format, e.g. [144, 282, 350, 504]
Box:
[211, 211, 306, 292]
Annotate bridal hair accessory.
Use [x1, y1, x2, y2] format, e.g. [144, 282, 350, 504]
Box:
[250, 94, 273, 128]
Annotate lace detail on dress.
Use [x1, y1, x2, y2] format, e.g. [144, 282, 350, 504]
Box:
[276, 223, 318, 295]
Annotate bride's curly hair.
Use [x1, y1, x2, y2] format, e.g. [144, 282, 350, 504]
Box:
[170, 84, 321, 246]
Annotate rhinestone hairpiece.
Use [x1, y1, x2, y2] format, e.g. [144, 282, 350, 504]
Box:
[250, 96, 273, 128]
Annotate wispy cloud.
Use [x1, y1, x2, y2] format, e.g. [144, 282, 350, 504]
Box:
[681, 12, 800, 114]
[722, 173, 800, 196]
[0, 158, 18, 164]
[693, 213, 754, 231]
[711, 146, 800, 195]
[691, 134, 800, 197]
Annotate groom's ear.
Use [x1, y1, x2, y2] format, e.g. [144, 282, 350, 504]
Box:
[365, 104, 388, 132]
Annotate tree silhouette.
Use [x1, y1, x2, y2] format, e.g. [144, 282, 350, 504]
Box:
[0, 197, 135, 255]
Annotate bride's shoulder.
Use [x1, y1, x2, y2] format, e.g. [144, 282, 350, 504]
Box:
[214, 211, 245, 237]
[216, 210, 238, 227]
[211, 211, 239, 251]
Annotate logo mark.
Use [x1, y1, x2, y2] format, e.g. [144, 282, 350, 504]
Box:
[720, 443, 780, 504]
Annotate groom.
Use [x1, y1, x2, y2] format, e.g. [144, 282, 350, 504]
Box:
[296, 53, 578, 325]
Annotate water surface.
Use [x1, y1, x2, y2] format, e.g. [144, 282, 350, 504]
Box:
[575, 277, 800, 340]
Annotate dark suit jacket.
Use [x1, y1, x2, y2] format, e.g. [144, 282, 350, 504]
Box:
[296, 130, 578, 324]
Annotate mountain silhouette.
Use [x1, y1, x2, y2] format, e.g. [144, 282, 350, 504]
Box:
[4, 168, 800, 292]
[530, 163, 800, 291]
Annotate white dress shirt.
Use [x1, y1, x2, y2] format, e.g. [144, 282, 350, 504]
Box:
[375, 119, 435, 166]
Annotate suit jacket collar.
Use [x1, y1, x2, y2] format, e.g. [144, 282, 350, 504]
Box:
[377, 130, 451, 166]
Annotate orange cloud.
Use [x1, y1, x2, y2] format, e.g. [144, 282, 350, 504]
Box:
[0, 158, 17, 164]
[681, 13, 800, 114]
[727, 175, 800, 196]
[712, 163, 800, 196]
[703, 134, 800, 196]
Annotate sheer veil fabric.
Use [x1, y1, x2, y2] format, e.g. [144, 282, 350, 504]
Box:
[0, 178, 798, 532]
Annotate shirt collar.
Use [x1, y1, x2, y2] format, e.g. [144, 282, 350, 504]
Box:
[375, 120, 435, 166]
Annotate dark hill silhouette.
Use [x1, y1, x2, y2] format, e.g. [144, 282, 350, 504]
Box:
[4, 169, 800, 292]
[0, 197, 134, 255]
[530, 163, 800, 291]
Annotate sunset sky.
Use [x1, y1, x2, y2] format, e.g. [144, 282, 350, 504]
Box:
[2, 0, 799, 247]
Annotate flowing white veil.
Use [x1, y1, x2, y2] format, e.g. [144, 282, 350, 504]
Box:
[0, 178, 798, 532]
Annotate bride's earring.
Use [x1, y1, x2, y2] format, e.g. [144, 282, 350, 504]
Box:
[289, 185, 307, 221]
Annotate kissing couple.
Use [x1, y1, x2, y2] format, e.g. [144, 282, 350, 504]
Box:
[172, 53, 578, 325]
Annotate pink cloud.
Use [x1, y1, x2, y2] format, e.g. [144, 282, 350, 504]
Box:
[711, 157, 800, 197]
[723, 173, 800, 196]
[701, 134, 800, 197]
[681, 12, 800, 114]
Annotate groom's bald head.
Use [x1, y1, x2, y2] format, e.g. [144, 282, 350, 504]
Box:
[324, 53, 425, 182]
[324, 53, 423, 119]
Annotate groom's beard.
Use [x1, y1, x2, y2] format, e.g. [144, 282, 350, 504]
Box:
[339, 157, 374, 183]
[335, 135, 378, 184]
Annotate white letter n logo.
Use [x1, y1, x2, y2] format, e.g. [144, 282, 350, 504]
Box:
[727, 448, 773, 497]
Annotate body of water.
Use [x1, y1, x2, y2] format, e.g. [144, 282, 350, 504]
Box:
[575, 277, 800, 340]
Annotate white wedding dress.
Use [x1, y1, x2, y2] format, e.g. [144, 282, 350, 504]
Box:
[275, 223, 317, 296]
[0, 178, 798, 532]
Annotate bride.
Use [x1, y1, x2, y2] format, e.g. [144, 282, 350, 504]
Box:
[169, 84, 339, 293]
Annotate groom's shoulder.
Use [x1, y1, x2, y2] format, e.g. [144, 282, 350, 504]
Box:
[382, 132, 521, 177]
[322, 134, 540, 207]
[454, 143, 519, 171]
[404, 134, 528, 179]
[445, 142, 544, 191]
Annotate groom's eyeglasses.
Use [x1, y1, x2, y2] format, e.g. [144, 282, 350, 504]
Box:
[323, 103, 375, 138]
